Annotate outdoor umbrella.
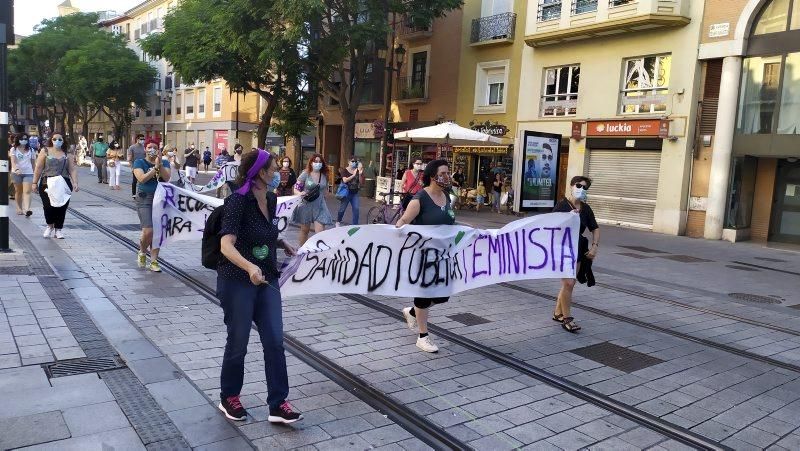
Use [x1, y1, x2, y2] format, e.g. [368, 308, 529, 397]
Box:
[393, 121, 503, 146]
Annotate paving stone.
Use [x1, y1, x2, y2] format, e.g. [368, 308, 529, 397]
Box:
[505, 421, 555, 444]
[17, 426, 146, 451]
[359, 424, 414, 448]
[193, 436, 252, 451]
[318, 415, 375, 438]
[535, 411, 585, 433]
[467, 432, 523, 451]
[690, 420, 737, 441]
[545, 429, 596, 451]
[147, 378, 209, 412]
[0, 411, 71, 450]
[62, 401, 131, 437]
[616, 427, 665, 448]
[167, 405, 240, 447]
[272, 425, 332, 448]
[314, 433, 374, 451]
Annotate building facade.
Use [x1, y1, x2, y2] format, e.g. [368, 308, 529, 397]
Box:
[317, 9, 463, 178]
[514, 0, 704, 234]
[691, 0, 800, 244]
[454, 0, 526, 188]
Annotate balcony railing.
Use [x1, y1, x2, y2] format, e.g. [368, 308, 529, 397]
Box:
[572, 0, 598, 15]
[396, 76, 429, 102]
[398, 19, 433, 39]
[470, 12, 516, 44]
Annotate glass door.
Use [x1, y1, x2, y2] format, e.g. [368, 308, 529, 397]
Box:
[771, 159, 800, 243]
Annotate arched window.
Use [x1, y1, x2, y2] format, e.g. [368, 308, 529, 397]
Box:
[753, 0, 800, 35]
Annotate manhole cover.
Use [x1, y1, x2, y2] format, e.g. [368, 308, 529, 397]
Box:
[43, 356, 126, 378]
[570, 342, 664, 373]
[726, 264, 760, 272]
[617, 245, 668, 254]
[615, 252, 652, 259]
[447, 313, 492, 326]
[659, 255, 713, 263]
[728, 293, 782, 304]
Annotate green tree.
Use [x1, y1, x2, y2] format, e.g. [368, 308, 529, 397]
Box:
[141, 0, 310, 147]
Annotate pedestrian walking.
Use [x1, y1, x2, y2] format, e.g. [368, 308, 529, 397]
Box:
[492, 172, 503, 213]
[276, 156, 297, 197]
[215, 148, 302, 424]
[127, 134, 146, 199]
[551, 176, 600, 333]
[233, 144, 243, 163]
[133, 141, 171, 272]
[10, 133, 35, 217]
[106, 140, 123, 190]
[396, 160, 456, 353]
[32, 134, 79, 239]
[92, 135, 109, 184]
[336, 157, 362, 227]
[292, 154, 333, 246]
[400, 159, 424, 210]
[203, 146, 212, 171]
[184, 143, 199, 183]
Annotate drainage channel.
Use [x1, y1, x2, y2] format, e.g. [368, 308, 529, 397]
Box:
[8, 223, 193, 450]
[67, 207, 469, 451]
[501, 282, 800, 375]
[341, 293, 727, 451]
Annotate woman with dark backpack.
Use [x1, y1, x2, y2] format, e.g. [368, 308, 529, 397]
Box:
[215, 149, 302, 424]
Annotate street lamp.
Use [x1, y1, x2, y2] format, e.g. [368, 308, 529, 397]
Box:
[377, 36, 406, 188]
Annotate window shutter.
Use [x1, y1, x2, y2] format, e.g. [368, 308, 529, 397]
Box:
[700, 59, 723, 135]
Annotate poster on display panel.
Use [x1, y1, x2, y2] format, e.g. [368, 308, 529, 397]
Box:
[520, 130, 561, 210]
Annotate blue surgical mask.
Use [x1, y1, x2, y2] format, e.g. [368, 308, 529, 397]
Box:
[138, 139, 145, 145]
[572, 186, 587, 201]
[312, 162, 322, 171]
[53, 139, 63, 149]
[351, 161, 358, 168]
[268, 172, 281, 190]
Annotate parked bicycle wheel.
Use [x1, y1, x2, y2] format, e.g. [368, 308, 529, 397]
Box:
[367, 206, 386, 224]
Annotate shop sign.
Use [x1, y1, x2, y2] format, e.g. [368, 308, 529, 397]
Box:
[571, 121, 584, 140]
[471, 123, 509, 137]
[453, 146, 509, 155]
[587, 119, 667, 137]
[520, 130, 562, 210]
[709, 23, 730, 38]
[213, 130, 229, 153]
[355, 121, 384, 139]
[26, 125, 39, 136]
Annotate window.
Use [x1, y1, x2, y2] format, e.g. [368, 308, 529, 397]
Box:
[198, 88, 206, 115]
[538, 0, 562, 22]
[155, 98, 161, 117]
[185, 90, 194, 115]
[620, 54, 670, 114]
[328, 82, 341, 106]
[482, 0, 512, 17]
[609, 0, 636, 7]
[779, 52, 800, 134]
[175, 93, 182, 115]
[737, 56, 782, 134]
[541, 65, 580, 116]
[572, 0, 597, 15]
[475, 60, 509, 113]
[157, 8, 165, 28]
[213, 87, 222, 114]
[754, 0, 790, 35]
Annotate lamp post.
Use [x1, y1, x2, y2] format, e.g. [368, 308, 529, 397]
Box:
[377, 31, 406, 199]
[158, 88, 172, 147]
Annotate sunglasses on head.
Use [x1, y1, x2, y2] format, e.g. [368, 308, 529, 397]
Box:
[575, 183, 589, 190]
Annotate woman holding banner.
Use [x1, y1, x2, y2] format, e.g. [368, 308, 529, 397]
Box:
[396, 159, 456, 353]
[292, 154, 333, 246]
[216, 149, 302, 424]
[133, 142, 171, 272]
[552, 176, 600, 333]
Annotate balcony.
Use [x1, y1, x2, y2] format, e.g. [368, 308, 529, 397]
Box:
[526, 0, 690, 47]
[396, 76, 429, 104]
[470, 12, 517, 46]
[398, 19, 433, 41]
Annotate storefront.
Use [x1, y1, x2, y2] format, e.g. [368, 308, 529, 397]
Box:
[452, 145, 513, 188]
[581, 119, 670, 229]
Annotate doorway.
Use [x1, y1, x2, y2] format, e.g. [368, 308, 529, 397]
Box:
[771, 159, 800, 243]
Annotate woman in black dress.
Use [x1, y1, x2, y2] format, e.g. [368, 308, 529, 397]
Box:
[395, 160, 456, 353]
[552, 176, 600, 333]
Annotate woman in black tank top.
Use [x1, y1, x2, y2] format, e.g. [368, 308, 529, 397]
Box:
[395, 160, 456, 353]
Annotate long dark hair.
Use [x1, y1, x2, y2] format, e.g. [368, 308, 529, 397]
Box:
[235, 149, 274, 188]
[422, 159, 449, 186]
[13, 133, 30, 150]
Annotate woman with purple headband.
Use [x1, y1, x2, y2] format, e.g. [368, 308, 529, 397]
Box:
[215, 149, 302, 424]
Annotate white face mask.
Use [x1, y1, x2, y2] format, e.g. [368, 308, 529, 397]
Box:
[572, 186, 587, 201]
[413, 163, 422, 171]
[167, 151, 175, 157]
[19, 140, 28, 146]
[312, 162, 323, 171]
[138, 139, 145, 145]
[282, 161, 290, 168]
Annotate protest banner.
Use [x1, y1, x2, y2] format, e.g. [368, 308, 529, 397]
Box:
[177, 161, 240, 193]
[151, 182, 302, 249]
[280, 212, 579, 298]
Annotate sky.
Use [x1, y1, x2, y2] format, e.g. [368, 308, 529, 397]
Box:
[16, 0, 141, 36]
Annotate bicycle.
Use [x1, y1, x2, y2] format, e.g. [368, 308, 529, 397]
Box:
[367, 191, 405, 225]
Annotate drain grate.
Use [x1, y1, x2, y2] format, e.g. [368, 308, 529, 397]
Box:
[615, 252, 653, 259]
[659, 254, 713, 263]
[447, 313, 492, 326]
[726, 264, 761, 272]
[728, 293, 783, 304]
[617, 245, 668, 254]
[43, 356, 126, 378]
[0, 266, 35, 275]
[570, 342, 664, 373]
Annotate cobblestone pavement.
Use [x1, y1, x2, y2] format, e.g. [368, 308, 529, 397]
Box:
[1, 166, 799, 450]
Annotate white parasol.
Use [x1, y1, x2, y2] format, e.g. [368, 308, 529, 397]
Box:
[393, 122, 503, 146]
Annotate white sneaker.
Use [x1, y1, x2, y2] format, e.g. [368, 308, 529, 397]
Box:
[416, 335, 438, 353]
[402, 307, 418, 332]
[42, 226, 53, 238]
[54, 229, 65, 239]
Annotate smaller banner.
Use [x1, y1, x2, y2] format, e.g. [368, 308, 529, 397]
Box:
[177, 161, 240, 193]
[280, 212, 579, 298]
[151, 182, 302, 249]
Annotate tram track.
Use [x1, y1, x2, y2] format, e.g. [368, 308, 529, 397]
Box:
[72, 187, 727, 451]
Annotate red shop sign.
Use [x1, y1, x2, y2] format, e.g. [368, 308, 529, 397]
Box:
[587, 119, 669, 137]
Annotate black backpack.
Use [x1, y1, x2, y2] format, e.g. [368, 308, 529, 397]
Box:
[201, 192, 278, 270]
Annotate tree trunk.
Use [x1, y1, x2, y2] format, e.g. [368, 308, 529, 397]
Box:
[81, 121, 89, 140]
[256, 95, 279, 149]
[340, 109, 355, 163]
[67, 113, 76, 140]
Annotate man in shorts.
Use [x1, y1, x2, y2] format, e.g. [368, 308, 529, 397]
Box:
[184, 143, 199, 183]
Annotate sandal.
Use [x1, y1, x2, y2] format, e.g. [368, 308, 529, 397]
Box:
[552, 313, 564, 322]
[562, 317, 581, 333]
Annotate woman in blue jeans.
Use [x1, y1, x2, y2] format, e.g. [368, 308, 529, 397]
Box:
[335, 157, 362, 227]
[216, 148, 302, 424]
